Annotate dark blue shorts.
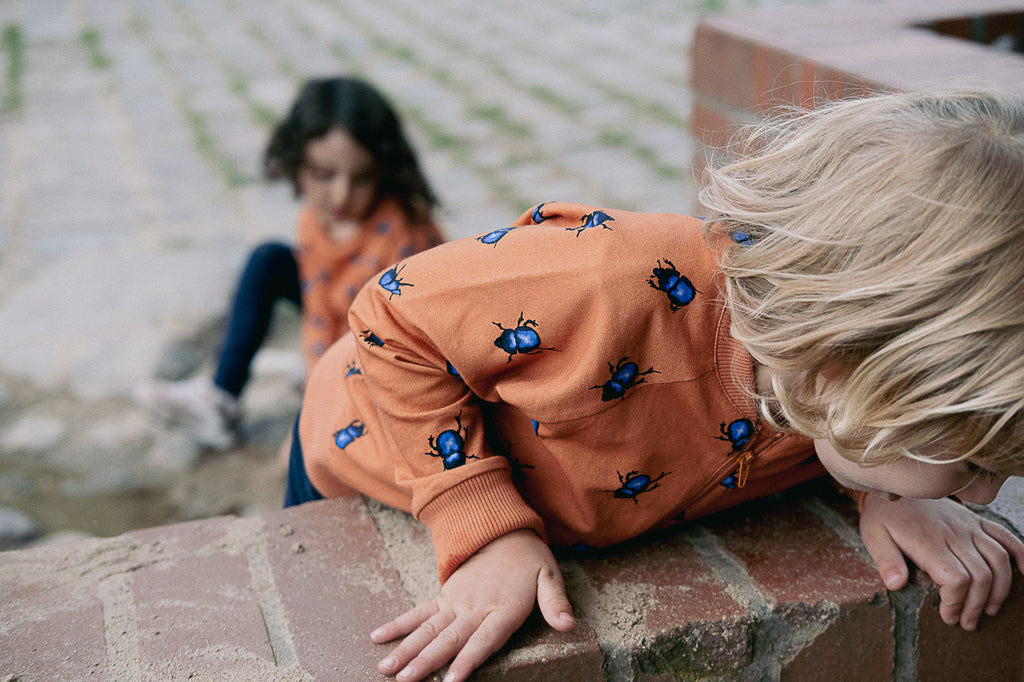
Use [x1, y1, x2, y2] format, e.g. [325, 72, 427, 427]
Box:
[283, 411, 325, 508]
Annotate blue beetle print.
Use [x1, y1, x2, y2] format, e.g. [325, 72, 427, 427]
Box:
[532, 203, 550, 223]
[531, 419, 540, 436]
[334, 420, 366, 449]
[566, 210, 614, 237]
[717, 418, 755, 453]
[445, 360, 461, 378]
[360, 329, 384, 347]
[492, 312, 558, 362]
[649, 258, 698, 312]
[719, 474, 738, 489]
[344, 362, 361, 377]
[476, 226, 517, 247]
[591, 356, 659, 401]
[606, 470, 670, 505]
[378, 263, 412, 300]
[729, 230, 755, 246]
[501, 442, 536, 481]
[425, 412, 479, 470]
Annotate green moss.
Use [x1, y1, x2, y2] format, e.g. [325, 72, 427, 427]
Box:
[2, 24, 24, 112]
[81, 27, 112, 70]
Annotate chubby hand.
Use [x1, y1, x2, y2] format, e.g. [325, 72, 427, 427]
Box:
[370, 529, 575, 682]
[859, 493, 1024, 630]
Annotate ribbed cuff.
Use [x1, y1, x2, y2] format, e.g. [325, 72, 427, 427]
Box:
[418, 468, 545, 583]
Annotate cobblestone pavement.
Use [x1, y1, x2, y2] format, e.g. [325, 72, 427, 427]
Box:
[0, 0, 885, 544]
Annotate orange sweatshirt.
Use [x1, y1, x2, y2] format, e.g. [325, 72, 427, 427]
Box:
[299, 202, 824, 582]
[294, 197, 443, 371]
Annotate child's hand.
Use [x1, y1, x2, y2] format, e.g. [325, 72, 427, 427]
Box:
[859, 494, 1024, 630]
[370, 529, 575, 682]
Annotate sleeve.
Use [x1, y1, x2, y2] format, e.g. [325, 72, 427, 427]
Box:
[346, 204, 587, 582]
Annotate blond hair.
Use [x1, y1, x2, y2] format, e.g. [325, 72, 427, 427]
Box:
[700, 89, 1024, 470]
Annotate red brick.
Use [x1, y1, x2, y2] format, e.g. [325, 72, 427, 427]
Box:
[690, 100, 742, 152]
[753, 44, 804, 113]
[579, 530, 754, 679]
[916, 571, 1024, 682]
[261, 497, 413, 680]
[692, 23, 757, 111]
[705, 499, 882, 604]
[704, 495, 894, 679]
[127, 514, 239, 552]
[131, 552, 276, 677]
[780, 600, 893, 682]
[0, 556, 110, 679]
[472, 611, 605, 681]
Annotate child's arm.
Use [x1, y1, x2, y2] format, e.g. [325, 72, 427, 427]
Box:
[371, 529, 575, 682]
[858, 493, 1024, 630]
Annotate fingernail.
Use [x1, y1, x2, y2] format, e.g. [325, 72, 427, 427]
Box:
[986, 605, 1000, 616]
[370, 628, 383, 641]
[397, 669, 414, 681]
[443, 673, 456, 682]
[379, 656, 396, 672]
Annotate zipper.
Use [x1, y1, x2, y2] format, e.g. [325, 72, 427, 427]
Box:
[671, 428, 769, 514]
[734, 449, 754, 488]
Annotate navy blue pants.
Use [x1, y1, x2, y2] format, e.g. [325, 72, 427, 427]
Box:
[214, 242, 301, 397]
[283, 412, 325, 507]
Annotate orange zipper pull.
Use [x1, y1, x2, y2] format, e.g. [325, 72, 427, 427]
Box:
[736, 451, 754, 488]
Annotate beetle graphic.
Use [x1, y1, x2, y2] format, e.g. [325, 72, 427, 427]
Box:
[476, 226, 517, 247]
[591, 356, 659, 401]
[532, 203, 550, 223]
[344, 362, 361, 377]
[360, 329, 384, 347]
[729, 230, 755, 246]
[720, 474, 738, 489]
[606, 470, 670, 504]
[445, 360, 461, 378]
[378, 263, 412, 300]
[502, 442, 536, 481]
[493, 313, 558, 362]
[717, 418, 755, 453]
[425, 412, 479, 470]
[566, 210, 614, 236]
[334, 420, 366, 449]
[648, 258, 698, 311]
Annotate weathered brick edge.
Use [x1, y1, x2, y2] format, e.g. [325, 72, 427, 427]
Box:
[2, 480, 1022, 680]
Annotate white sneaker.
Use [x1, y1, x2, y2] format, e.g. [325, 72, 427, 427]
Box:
[134, 377, 241, 450]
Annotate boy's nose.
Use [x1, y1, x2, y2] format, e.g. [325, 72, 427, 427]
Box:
[957, 474, 1009, 505]
[330, 178, 350, 205]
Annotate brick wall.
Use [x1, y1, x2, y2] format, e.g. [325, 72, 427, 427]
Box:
[2, 2, 1024, 680]
[691, 0, 1024, 193]
[3, 480, 1022, 680]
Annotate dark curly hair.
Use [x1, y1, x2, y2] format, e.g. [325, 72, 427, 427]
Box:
[263, 76, 439, 224]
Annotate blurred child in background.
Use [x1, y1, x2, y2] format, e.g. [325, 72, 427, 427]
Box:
[137, 76, 443, 450]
